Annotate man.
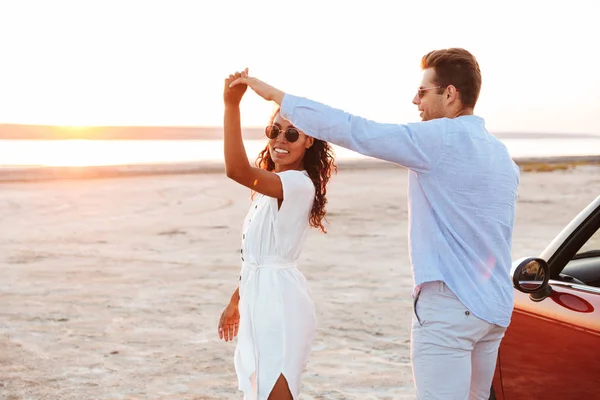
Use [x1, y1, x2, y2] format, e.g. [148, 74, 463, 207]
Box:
[230, 48, 520, 399]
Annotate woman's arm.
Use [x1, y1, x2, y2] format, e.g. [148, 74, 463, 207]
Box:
[223, 71, 285, 199]
[218, 286, 241, 341]
[229, 287, 240, 305]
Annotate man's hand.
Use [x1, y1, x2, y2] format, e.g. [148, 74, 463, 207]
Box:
[218, 301, 240, 342]
[223, 70, 248, 106]
[229, 68, 285, 105]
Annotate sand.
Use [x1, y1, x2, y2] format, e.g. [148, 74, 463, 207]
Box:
[1, 164, 599, 400]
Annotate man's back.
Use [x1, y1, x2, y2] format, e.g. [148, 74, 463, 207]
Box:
[408, 115, 520, 327]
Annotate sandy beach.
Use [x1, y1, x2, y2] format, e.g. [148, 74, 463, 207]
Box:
[1, 163, 599, 400]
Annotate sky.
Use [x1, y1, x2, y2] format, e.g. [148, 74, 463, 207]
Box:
[0, 0, 598, 134]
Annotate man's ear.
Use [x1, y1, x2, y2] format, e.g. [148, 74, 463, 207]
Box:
[446, 85, 459, 102]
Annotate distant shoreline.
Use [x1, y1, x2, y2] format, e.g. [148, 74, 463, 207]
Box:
[1, 155, 599, 183]
[0, 124, 263, 141]
[1, 124, 598, 141]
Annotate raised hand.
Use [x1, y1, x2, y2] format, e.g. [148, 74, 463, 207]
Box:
[223, 69, 248, 106]
[229, 69, 285, 105]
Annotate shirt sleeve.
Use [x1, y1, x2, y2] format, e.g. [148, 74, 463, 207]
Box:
[280, 93, 447, 174]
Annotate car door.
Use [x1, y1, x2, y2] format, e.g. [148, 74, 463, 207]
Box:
[496, 198, 600, 400]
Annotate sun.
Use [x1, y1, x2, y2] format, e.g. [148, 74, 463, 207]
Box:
[56, 125, 93, 139]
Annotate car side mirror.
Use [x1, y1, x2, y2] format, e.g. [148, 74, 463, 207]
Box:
[511, 257, 551, 301]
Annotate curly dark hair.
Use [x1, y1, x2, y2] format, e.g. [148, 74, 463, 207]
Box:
[255, 108, 337, 233]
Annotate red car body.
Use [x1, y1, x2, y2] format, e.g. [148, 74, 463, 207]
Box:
[491, 196, 600, 399]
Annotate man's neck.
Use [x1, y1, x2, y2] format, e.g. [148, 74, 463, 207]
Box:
[447, 107, 475, 119]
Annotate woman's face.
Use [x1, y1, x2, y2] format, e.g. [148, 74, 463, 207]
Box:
[267, 112, 313, 171]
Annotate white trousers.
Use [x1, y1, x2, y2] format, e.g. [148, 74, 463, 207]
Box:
[411, 281, 506, 400]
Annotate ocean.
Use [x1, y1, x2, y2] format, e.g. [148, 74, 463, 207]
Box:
[1, 134, 600, 168]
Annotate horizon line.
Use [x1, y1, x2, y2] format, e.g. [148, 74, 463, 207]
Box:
[0, 122, 599, 138]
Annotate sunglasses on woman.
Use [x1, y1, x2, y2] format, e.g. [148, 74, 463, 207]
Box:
[265, 125, 300, 143]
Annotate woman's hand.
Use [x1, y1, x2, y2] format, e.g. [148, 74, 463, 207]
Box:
[229, 68, 285, 105]
[218, 301, 240, 342]
[223, 69, 248, 106]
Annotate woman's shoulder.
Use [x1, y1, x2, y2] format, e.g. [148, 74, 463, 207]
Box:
[275, 169, 310, 180]
[276, 170, 313, 190]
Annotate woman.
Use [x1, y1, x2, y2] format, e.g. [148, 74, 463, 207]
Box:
[218, 70, 336, 400]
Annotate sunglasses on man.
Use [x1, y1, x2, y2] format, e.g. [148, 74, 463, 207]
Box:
[417, 86, 443, 99]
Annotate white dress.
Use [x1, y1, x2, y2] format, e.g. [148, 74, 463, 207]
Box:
[234, 170, 317, 400]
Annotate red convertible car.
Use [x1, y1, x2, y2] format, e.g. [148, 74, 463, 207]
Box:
[491, 195, 600, 399]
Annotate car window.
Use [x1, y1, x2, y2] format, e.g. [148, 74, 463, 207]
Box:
[576, 225, 600, 255]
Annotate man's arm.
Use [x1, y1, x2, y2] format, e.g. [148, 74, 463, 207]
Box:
[228, 73, 445, 174]
[280, 94, 446, 174]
